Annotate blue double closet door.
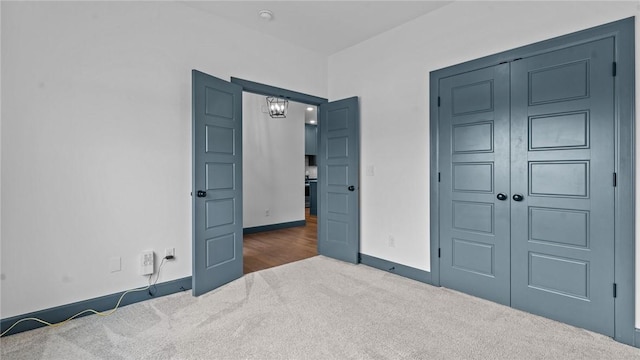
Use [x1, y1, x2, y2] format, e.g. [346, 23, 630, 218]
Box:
[439, 38, 615, 336]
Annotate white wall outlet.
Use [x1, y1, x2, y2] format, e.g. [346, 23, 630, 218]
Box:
[140, 251, 154, 275]
[388, 235, 396, 248]
[265, 209, 270, 217]
[109, 257, 121, 273]
[366, 165, 375, 176]
[165, 247, 175, 259]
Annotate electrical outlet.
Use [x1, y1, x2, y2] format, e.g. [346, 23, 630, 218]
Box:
[265, 209, 270, 217]
[109, 257, 121, 273]
[366, 165, 375, 176]
[140, 251, 154, 275]
[388, 235, 396, 248]
[165, 248, 175, 259]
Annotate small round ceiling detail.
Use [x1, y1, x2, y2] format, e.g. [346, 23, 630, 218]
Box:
[258, 10, 273, 21]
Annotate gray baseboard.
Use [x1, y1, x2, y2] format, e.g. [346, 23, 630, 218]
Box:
[243, 220, 306, 234]
[635, 328, 640, 348]
[1, 276, 192, 337]
[360, 254, 432, 285]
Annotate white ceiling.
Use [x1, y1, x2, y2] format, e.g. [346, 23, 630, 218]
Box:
[179, 1, 452, 55]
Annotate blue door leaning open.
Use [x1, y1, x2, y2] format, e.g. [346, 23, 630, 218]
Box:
[192, 70, 243, 296]
[318, 97, 360, 263]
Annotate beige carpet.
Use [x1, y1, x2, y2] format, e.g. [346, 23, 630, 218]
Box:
[1, 256, 639, 359]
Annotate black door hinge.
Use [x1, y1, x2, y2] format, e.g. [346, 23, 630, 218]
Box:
[613, 283, 617, 298]
[499, 58, 522, 65]
[437, 96, 441, 107]
[438, 248, 441, 258]
[438, 172, 441, 182]
[613, 172, 617, 187]
[613, 62, 617, 77]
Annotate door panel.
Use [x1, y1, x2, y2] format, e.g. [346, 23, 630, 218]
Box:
[318, 97, 359, 263]
[439, 64, 511, 305]
[510, 39, 615, 335]
[192, 70, 243, 296]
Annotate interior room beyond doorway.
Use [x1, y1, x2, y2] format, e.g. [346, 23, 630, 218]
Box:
[242, 92, 319, 273]
[244, 208, 317, 273]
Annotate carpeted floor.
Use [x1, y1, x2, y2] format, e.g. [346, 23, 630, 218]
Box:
[1, 256, 639, 359]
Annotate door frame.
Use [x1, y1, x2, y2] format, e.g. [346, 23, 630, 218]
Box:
[230, 78, 361, 263]
[193, 75, 360, 296]
[231, 78, 328, 107]
[229, 77, 329, 249]
[429, 17, 635, 344]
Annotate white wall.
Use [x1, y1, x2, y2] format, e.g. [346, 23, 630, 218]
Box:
[0, 1, 327, 318]
[328, 1, 640, 327]
[3, 0, 638, 331]
[243, 93, 305, 228]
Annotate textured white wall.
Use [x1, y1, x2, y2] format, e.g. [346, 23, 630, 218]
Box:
[243, 93, 305, 228]
[328, 1, 639, 327]
[0, 1, 327, 318]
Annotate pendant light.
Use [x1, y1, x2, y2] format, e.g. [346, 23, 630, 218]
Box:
[266, 97, 288, 118]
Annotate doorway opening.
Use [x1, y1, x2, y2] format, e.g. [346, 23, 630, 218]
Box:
[192, 73, 359, 296]
[241, 93, 319, 274]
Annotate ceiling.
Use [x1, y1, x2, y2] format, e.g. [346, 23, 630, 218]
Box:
[178, 1, 452, 55]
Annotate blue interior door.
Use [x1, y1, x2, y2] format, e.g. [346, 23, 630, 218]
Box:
[510, 38, 615, 336]
[438, 64, 511, 305]
[192, 70, 243, 296]
[438, 37, 616, 337]
[318, 97, 360, 263]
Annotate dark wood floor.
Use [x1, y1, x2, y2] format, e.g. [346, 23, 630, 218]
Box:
[243, 208, 317, 274]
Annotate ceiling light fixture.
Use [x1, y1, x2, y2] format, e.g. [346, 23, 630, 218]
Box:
[258, 10, 273, 21]
[310, 120, 317, 124]
[266, 97, 288, 118]
[306, 107, 314, 111]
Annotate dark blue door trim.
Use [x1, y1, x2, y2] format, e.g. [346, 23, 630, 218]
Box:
[230, 77, 327, 105]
